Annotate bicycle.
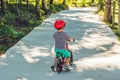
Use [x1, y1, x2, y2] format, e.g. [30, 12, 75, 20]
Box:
[51, 44, 73, 73]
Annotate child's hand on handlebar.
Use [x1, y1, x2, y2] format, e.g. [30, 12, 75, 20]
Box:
[71, 38, 75, 42]
[68, 38, 75, 42]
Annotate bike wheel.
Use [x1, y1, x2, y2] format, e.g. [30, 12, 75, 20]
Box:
[69, 50, 73, 65]
[56, 58, 62, 73]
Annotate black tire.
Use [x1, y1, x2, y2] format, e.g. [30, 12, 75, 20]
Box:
[56, 58, 62, 73]
[69, 50, 73, 65]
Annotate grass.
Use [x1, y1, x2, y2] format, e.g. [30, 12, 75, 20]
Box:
[109, 24, 120, 41]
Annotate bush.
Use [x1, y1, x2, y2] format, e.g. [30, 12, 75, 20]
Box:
[0, 13, 25, 39]
[6, 25, 25, 39]
[0, 12, 15, 26]
[49, 4, 68, 13]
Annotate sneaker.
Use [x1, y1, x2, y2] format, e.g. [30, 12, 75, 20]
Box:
[51, 65, 54, 71]
[51, 65, 57, 72]
[63, 65, 71, 71]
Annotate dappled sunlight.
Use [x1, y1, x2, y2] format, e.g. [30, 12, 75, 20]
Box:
[66, 17, 80, 21]
[79, 13, 101, 23]
[60, 13, 82, 17]
[51, 46, 55, 57]
[18, 42, 51, 63]
[69, 7, 97, 12]
[65, 7, 99, 24]
[34, 27, 43, 30]
[80, 34, 116, 49]
[0, 53, 6, 58]
[43, 18, 55, 23]
[0, 62, 9, 66]
[75, 53, 120, 72]
[67, 19, 120, 72]
[70, 28, 119, 51]
[17, 77, 28, 80]
[74, 44, 120, 72]
[69, 24, 120, 72]
[84, 78, 94, 80]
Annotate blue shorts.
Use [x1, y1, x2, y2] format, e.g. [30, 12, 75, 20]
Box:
[54, 49, 70, 58]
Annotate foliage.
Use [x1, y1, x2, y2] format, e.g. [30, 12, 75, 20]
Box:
[49, 4, 68, 13]
[0, 23, 25, 39]
[0, 12, 15, 36]
[0, 12, 15, 26]
[0, 12, 25, 51]
[19, 11, 43, 26]
[111, 26, 120, 41]
[97, 0, 105, 11]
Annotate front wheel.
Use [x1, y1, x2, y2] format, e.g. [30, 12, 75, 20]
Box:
[56, 58, 62, 73]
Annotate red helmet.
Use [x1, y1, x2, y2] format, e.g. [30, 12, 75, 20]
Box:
[54, 19, 66, 30]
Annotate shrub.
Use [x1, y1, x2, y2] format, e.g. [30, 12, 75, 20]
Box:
[0, 13, 25, 39]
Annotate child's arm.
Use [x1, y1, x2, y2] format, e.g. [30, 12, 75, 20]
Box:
[68, 37, 75, 42]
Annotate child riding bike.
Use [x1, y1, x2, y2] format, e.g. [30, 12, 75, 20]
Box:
[52, 19, 74, 71]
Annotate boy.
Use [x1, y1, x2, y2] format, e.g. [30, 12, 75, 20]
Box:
[53, 19, 74, 70]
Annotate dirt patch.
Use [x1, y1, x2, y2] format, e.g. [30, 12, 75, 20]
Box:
[0, 51, 4, 56]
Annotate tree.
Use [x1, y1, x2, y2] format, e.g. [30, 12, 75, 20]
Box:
[98, 0, 105, 11]
[62, 0, 66, 5]
[49, 0, 54, 8]
[50, 0, 54, 4]
[42, 0, 48, 11]
[1, 0, 5, 14]
[36, 0, 40, 17]
[112, 0, 116, 27]
[118, 0, 120, 34]
[91, 0, 94, 3]
[26, 0, 29, 10]
[104, 0, 112, 23]
[81, 0, 86, 7]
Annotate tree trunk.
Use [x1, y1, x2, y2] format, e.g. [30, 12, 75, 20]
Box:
[98, 0, 104, 11]
[1, 0, 5, 14]
[91, 0, 94, 3]
[81, 0, 86, 7]
[50, 0, 53, 4]
[26, 0, 29, 10]
[36, 0, 40, 18]
[104, 0, 112, 23]
[6, 0, 8, 5]
[118, 0, 120, 34]
[112, 0, 116, 28]
[62, 0, 66, 5]
[42, 0, 48, 11]
[98, 0, 101, 11]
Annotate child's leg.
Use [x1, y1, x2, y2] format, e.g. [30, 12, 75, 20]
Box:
[54, 57, 57, 65]
[63, 50, 70, 66]
[65, 58, 70, 66]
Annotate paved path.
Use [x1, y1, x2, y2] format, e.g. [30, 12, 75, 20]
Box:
[0, 7, 120, 80]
